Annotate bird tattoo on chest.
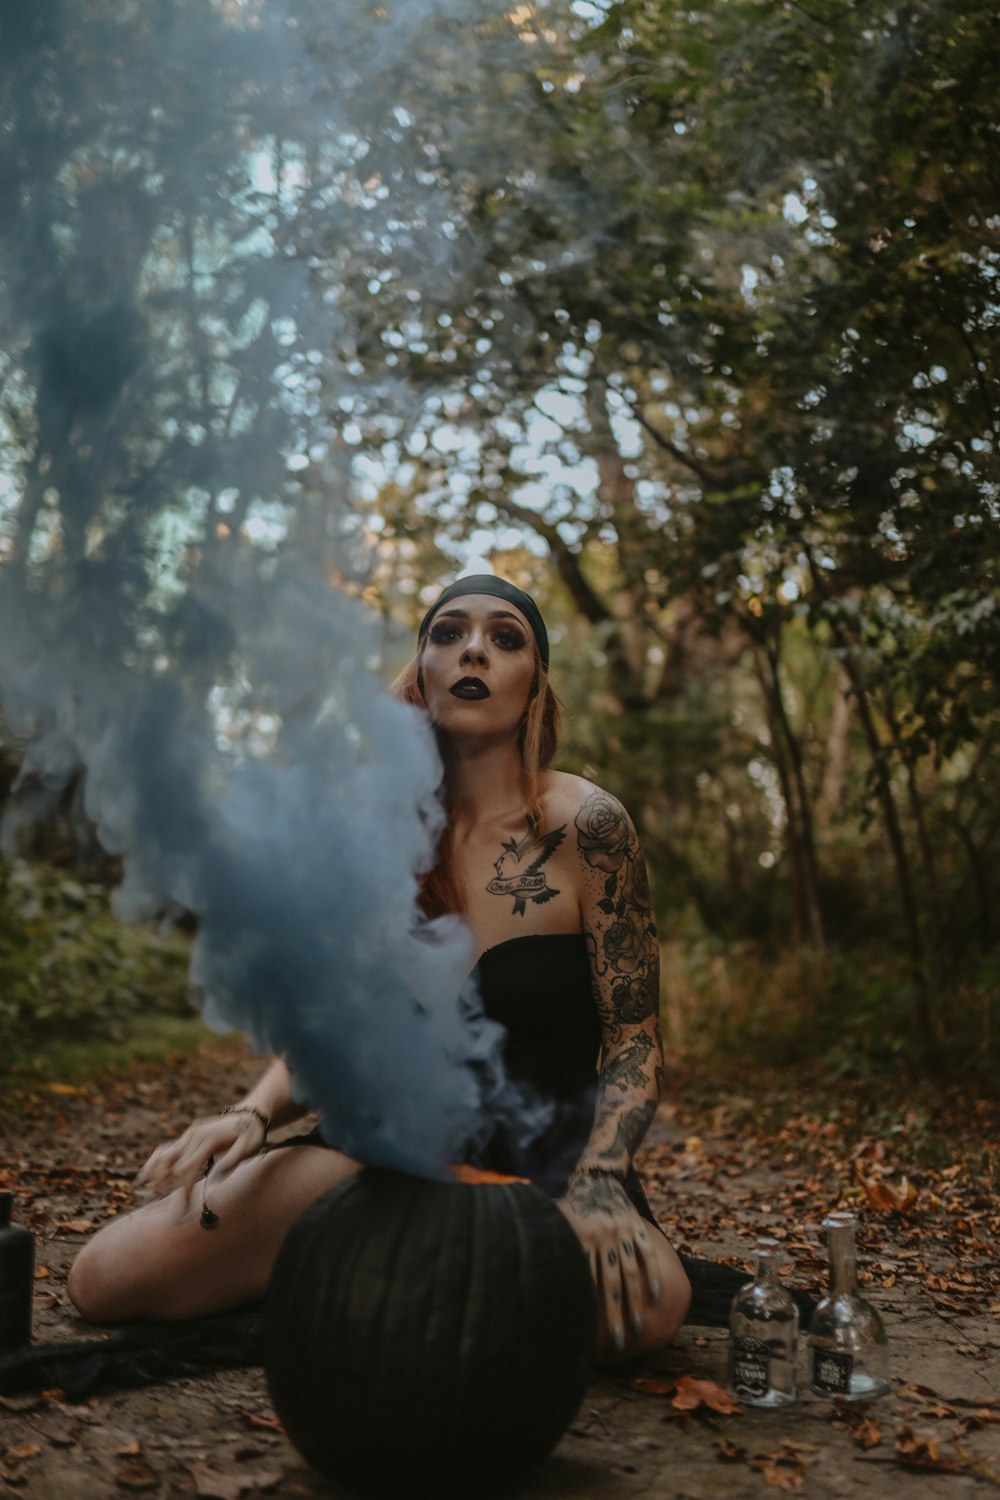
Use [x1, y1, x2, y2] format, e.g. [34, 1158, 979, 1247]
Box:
[486, 822, 566, 916]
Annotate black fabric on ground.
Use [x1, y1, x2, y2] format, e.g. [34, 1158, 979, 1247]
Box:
[0, 1260, 815, 1400]
[0, 1308, 263, 1400]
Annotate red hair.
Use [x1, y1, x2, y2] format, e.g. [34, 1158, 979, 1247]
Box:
[390, 638, 560, 919]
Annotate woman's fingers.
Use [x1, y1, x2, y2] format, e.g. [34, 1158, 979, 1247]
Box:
[632, 1222, 663, 1302]
[215, 1120, 264, 1175]
[136, 1118, 247, 1198]
[135, 1137, 182, 1185]
[618, 1233, 647, 1338]
[595, 1236, 626, 1351]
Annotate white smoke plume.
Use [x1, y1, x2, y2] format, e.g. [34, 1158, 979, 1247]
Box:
[0, 0, 571, 1176]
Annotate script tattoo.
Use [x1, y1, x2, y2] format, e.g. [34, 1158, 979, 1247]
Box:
[486, 821, 566, 917]
[575, 789, 663, 1172]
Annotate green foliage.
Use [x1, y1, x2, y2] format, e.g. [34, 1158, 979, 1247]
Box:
[0, 857, 194, 1061]
[1, 1, 997, 1073]
[661, 937, 1000, 1084]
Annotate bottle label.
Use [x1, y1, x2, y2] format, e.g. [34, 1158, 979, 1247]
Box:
[813, 1347, 853, 1394]
[732, 1335, 770, 1399]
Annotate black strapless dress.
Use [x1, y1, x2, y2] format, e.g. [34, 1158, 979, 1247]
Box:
[464, 932, 658, 1224]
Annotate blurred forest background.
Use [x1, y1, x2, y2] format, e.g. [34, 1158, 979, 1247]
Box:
[1, 0, 997, 1095]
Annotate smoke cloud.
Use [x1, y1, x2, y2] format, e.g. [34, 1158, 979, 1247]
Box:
[0, 0, 569, 1175]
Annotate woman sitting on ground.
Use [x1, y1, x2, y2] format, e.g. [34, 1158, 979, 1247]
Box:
[68, 575, 691, 1360]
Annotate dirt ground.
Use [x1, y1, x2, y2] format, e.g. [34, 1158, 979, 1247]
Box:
[1, 1037, 998, 1499]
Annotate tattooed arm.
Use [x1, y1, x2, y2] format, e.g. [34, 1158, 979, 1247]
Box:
[556, 787, 682, 1356]
[573, 787, 663, 1174]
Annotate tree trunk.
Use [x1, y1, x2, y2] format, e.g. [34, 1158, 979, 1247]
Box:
[751, 636, 825, 948]
[819, 669, 852, 821]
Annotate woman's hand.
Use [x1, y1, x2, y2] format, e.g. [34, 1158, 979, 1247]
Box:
[557, 1170, 662, 1355]
[135, 1110, 267, 1201]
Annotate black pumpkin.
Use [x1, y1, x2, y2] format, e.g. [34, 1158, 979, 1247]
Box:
[263, 1167, 596, 1499]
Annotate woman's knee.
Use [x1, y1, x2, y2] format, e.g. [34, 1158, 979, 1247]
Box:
[600, 1257, 691, 1364]
[67, 1234, 127, 1324]
[649, 1260, 692, 1347]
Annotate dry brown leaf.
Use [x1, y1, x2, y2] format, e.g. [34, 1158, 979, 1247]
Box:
[831, 1400, 883, 1449]
[749, 1443, 806, 1492]
[861, 1175, 919, 1214]
[33, 1266, 50, 1280]
[48, 1421, 81, 1448]
[242, 1412, 284, 1432]
[894, 1425, 963, 1474]
[53, 1218, 95, 1234]
[716, 1437, 749, 1462]
[850, 1416, 882, 1450]
[0, 1396, 42, 1414]
[629, 1375, 676, 1396]
[671, 1375, 741, 1415]
[115, 1456, 159, 1490]
[188, 1464, 244, 1500]
[187, 1462, 282, 1500]
[3, 1445, 41, 1464]
[920, 1400, 958, 1420]
[959, 1409, 1000, 1431]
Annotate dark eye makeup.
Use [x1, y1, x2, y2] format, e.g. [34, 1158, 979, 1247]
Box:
[428, 623, 460, 644]
[427, 621, 527, 651]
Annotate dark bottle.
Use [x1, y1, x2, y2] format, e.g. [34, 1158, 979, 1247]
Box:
[0, 1191, 34, 1352]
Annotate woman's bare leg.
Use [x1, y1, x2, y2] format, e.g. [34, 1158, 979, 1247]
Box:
[68, 1145, 358, 1323]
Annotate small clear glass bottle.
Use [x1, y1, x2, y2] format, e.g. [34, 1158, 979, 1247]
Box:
[808, 1211, 890, 1400]
[729, 1237, 798, 1407]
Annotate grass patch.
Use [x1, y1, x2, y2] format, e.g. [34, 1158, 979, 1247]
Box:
[0, 1012, 215, 1127]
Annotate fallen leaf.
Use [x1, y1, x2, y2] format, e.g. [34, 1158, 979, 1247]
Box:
[242, 1412, 283, 1432]
[831, 1400, 882, 1449]
[3, 1445, 41, 1464]
[959, 1409, 1000, 1431]
[187, 1464, 281, 1499]
[49, 1420, 81, 1448]
[894, 1425, 963, 1474]
[0, 1394, 41, 1414]
[186, 1464, 241, 1500]
[749, 1443, 806, 1492]
[671, 1375, 741, 1416]
[116, 1441, 142, 1456]
[630, 1375, 676, 1395]
[919, 1400, 957, 1420]
[716, 1437, 748, 1462]
[862, 1175, 919, 1213]
[53, 1218, 95, 1234]
[33, 1266, 51, 1280]
[115, 1456, 159, 1490]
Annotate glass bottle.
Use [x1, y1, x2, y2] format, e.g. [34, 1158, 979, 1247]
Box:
[808, 1211, 889, 1400]
[0, 1191, 34, 1353]
[729, 1237, 798, 1407]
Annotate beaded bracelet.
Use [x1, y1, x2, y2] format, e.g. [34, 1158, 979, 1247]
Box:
[222, 1103, 270, 1142]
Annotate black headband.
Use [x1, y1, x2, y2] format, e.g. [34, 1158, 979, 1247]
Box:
[417, 575, 549, 670]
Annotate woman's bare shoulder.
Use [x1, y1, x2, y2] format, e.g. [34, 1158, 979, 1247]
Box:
[540, 771, 633, 830]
